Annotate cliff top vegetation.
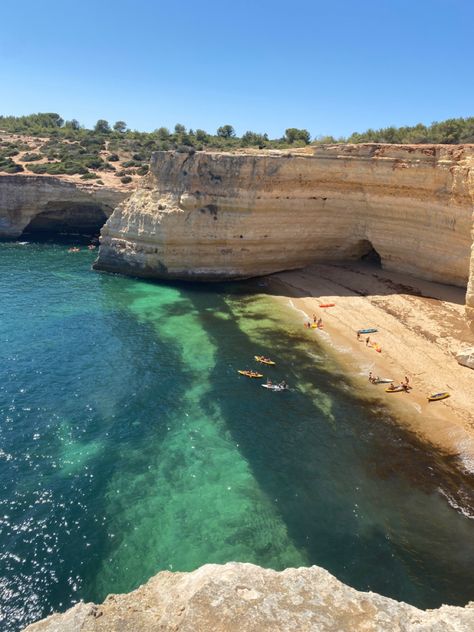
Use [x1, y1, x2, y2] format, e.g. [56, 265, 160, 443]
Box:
[1, 113, 473, 183]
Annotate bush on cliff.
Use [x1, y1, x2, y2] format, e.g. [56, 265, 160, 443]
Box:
[22, 152, 43, 162]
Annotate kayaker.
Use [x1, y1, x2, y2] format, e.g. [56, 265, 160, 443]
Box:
[266, 378, 273, 386]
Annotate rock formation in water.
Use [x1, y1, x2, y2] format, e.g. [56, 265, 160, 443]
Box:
[0, 175, 126, 238]
[23, 562, 474, 631]
[95, 144, 474, 293]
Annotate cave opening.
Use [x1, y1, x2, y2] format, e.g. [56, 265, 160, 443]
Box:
[21, 202, 107, 241]
[356, 239, 382, 268]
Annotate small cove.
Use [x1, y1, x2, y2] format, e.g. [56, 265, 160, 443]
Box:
[1, 241, 474, 630]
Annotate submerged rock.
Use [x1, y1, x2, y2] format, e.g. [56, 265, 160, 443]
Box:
[23, 562, 474, 631]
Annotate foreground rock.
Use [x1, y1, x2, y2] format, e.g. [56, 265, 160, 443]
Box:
[0, 174, 126, 238]
[24, 562, 474, 631]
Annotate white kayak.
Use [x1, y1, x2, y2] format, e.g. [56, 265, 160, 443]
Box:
[261, 384, 288, 392]
[373, 378, 393, 384]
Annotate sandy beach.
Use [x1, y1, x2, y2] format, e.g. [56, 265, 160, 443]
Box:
[271, 262, 474, 466]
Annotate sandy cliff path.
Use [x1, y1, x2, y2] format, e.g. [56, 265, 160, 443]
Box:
[273, 263, 474, 461]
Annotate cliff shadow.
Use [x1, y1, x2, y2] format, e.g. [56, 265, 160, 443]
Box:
[178, 283, 474, 607]
[265, 259, 469, 308]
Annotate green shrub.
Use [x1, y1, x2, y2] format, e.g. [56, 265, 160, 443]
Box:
[22, 152, 43, 162]
[80, 172, 99, 180]
[97, 179, 104, 185]
[122, 159, 143, 168]
[107, 153, 119, 161]
[0, 157, 24, 173]
[120, 175, 132, 184]
[137, 165, 149, 175]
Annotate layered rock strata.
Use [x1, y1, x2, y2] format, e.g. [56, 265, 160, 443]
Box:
[95, 145, 474, 294]
[24, 562, 474, 631]
[0, 175, 126, 238]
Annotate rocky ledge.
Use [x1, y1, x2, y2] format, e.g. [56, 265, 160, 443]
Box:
[24, 562, 474, 631]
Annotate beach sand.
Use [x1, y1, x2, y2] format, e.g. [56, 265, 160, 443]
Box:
[270, 262, 474, 466]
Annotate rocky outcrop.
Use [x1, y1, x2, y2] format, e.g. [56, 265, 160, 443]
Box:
[95, 144, 474, 292]
[456, 347, 474, 369]
[0, 175, 126, 238]
[23, 562, 474, 631]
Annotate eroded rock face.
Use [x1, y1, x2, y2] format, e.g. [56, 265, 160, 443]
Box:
[456, 347, 474, 369]
[95, 145, 474, 291]
[23, 562, 474, 631]
[0, 175, 127, 238]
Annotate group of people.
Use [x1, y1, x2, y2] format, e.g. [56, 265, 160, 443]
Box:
[67, 244, 96, 253]
[266, 378, 288, 389]
[368, 371, 412, 392]
[304, 314, 323, 329]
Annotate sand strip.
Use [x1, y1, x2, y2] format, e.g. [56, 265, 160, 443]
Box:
[269, 262, 474, 467]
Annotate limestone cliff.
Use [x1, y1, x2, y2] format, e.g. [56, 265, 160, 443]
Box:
[0, 174, 127, 238]
[95, 144, 474, 293]
[23, 562, 474, 631]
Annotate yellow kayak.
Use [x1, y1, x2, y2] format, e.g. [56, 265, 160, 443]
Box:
[385, 386, 404, 393]
[428, 392, 450, 402]
[238, 370, 263, 378]
[254, 356, 276, 366]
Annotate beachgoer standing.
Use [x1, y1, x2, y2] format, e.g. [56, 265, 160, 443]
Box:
[366, 336, 370, 346]
[357, 331, 361, 340]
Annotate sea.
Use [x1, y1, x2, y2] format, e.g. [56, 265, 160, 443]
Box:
[1, 240, 474, 630]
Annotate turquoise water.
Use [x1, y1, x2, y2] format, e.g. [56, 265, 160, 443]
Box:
[1, 241, 474, 630]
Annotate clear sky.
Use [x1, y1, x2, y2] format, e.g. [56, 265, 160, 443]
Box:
[1, 0, 472, 138]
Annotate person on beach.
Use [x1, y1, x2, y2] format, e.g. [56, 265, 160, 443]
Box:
[401, 382, 410, 392]
[368, 371, 373, 383]
[357, 331, 361, 341]
[366, 336, 370, 346]
[313, 314, 317, 323]
[317, 318, 323, 328]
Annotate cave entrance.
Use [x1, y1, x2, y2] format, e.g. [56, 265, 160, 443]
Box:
[21, 202, 107, 240]
[355, 239, 382, 268]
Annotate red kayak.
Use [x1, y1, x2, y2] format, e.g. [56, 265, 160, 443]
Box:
[319, 303, 335, 308]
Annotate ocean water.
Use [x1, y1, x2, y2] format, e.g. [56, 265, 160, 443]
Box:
[1, 241, 474, 630]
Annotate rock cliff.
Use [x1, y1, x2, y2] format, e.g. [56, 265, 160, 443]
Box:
[95, 144, 474, 294]
[23, 562, 474, 631]
[0, 175, 126, 238]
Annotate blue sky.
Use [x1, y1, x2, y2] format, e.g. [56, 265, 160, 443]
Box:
[0, 0, 472, 138]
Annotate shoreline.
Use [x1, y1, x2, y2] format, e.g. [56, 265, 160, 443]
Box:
[268, 262, 474, 470]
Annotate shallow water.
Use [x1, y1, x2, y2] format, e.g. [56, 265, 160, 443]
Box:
[1, 241, 474, 630]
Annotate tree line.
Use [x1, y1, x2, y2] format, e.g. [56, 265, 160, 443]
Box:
[1, 112, 473, 147]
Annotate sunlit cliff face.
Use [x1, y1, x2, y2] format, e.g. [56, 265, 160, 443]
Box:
[95, 145, 474, 318]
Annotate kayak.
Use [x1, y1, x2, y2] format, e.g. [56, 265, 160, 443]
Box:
[262, 384, 288, 391]
[238, 370, 263, 378]
[310, 324, 323, 329]
[372, 343, 382, 353]
[255, 356, 276, 365]
[358, 328, 378, 334]
[428, 392, 450, 402]
[385, 386, 404, 393]
[373, 378, 393, 384]
[319, 303, 335, 308]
